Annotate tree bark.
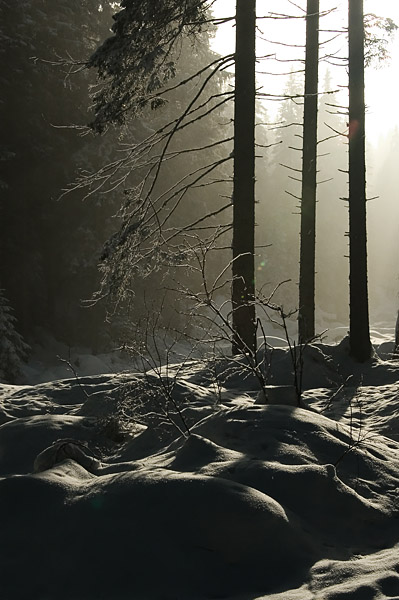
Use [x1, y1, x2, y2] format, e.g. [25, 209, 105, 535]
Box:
[232, 0, 256, 355]
[298, 0, 320, 343]
[348, 0, 372, 361]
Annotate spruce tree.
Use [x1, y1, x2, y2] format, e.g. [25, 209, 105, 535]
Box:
[86, 0, 258, 355]
[0, 289, 30, 383]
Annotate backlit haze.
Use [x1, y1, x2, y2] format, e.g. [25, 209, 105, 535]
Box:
[211, 0, 399, 143]
[210, 0, 399, 329]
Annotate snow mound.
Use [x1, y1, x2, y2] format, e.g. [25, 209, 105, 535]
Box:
[33, 438, 101, 473]
[0, 464, 315, 600]
[2, 343, 399, 599]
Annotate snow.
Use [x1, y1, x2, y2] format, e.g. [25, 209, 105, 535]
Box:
[19, 339, 134, 385]
[2, 334, 399, 599]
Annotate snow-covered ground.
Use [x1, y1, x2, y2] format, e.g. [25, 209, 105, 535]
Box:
[2, 330, 399, 599]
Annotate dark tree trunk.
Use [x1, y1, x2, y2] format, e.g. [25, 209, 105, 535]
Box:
[298, 0, 320, 343]
[348, 0, 372, 361]
[232, 0, 256, 355]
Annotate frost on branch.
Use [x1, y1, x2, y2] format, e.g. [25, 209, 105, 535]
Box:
[88, 0, 210, 132]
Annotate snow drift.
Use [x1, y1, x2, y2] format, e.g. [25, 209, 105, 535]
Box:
[2, 338, 399, 599]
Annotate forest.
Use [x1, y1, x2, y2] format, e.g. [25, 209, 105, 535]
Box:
[1, 0, 398, 380]
[2, 1, 399, 599]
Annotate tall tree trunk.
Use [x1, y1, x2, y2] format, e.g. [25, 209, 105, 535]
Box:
[348, 0, 372, 361]
[298, 0, 320, 343]
[232, 0, 256, 355]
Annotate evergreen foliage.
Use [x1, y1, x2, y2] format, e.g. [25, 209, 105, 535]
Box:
[0, 0, 117, 345]
[0, 0, 228, 349]
[364, 13, 398, 66]
[88, 0, 211, 132]
[0, 289, 30, 383]
[78, 2, 233, 326]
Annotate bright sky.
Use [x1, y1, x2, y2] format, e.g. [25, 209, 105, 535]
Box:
[211, 0, 399, 143]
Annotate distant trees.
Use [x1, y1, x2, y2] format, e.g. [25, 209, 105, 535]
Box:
[0, 0, 229, 350]
[0, 0, 116, 345]
[256, 71, 303, 312]
[316, 74, 348, 328]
